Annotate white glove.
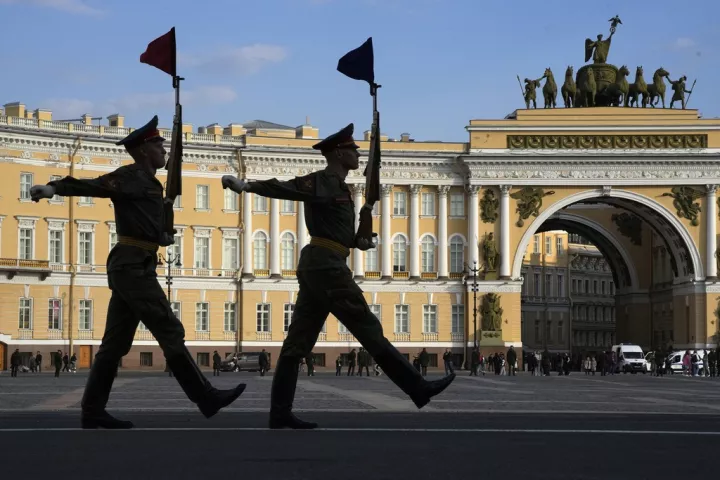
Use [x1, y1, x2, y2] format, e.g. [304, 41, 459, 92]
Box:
[30, 185, 56, 202]
[221, 175, 248, 192]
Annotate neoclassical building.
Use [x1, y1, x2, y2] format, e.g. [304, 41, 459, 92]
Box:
[0, 101, 718, 370]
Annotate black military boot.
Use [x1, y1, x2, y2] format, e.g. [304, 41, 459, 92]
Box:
[269, 356, 318, 429]
[166, 349, 246, 419]
[80, 358, 134, 429]
[373, 347, 456, 409]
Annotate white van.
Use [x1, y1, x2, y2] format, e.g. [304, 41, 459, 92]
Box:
[665, 350, 706, 375]
[612, 343, 648, 374]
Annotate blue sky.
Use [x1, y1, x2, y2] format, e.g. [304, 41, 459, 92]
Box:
[0, 0, 717, 142]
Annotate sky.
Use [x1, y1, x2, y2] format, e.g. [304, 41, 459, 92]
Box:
[0, 0, 717, 142]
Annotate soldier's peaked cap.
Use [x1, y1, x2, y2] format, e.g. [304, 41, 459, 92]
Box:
[312, 123, 358, 152]
[115, 115, 165, 148]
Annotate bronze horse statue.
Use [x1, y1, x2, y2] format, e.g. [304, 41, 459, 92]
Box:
[627, 66, 649, 107]
[542, 68, 557, 108]
[577, 67, 597, 107]
[561, 66, 575, 108]
[647, 67, 670, 108]
[601, 65, 630, 107]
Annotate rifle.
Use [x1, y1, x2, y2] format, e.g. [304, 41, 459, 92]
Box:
[163, 79, 183, 241]
[337, 38, 381, 244]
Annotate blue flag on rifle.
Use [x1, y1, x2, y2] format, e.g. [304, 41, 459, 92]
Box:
[337, 37, 375, 85]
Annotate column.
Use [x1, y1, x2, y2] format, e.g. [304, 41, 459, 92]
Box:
[409, 184, 422, 280]
[351, 185, 365, 278]
[467, 185, 480, 268]
[297, 203, 308, 250]
[706, 185, 717, 279]
[270, 198, 281, 278]
[437, 185, 450, 279]
[381, 184, 393, 280]
[242, 192, 253, 276]
[499, 185, 512, 279]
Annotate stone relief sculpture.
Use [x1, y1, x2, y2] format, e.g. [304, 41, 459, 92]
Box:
[481, 232, 498, 272]
[480, 188, 499, 223]
[611, 212, 643, 245]
[661, 186, 703, 226]
[481, 293, 503, 331]
[510, 187, 555, 227]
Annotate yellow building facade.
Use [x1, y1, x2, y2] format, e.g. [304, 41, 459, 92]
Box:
[0, 102, 719, 370]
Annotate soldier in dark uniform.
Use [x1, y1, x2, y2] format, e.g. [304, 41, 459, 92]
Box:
[31, 116, 245, 429]
[10, 349, 20, 377]
[222, 123, 455, 429]
[212, 351, 222, 376]
[53, 350, 62, 377]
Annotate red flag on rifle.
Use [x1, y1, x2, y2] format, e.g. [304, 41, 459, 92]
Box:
[140, 27, 177, 77]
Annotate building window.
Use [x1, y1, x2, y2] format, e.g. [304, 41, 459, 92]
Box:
[393, 192, 407, 215]
[557, 321, 564, 343]
[451, 304, 464, 334]
[78, 178, 94, 204]
[556, 236, 564, 255]
[256, 303, 270, 332]
[545, 274, 552, 296]
[339, 321, 349, 334]
[449, 235, 464, 273]
[224, 189, 238, 211]
[394, 305, 409, 333]
[593, 280, 598, 294]
[109, 230, 118, 251]
[545, 321, 552, 344]
[369, 304, 382, 321]
[79, 231, 92, 265]
[281, 233, 295, 270]
[195, 302, 209, 331]
[49, 229, 63, 264]
[196, 185, 209, 209]
[19, 298, 32, 329]
[196, 352, 210, 367]
[557, 275, 564, 297]
[48, 299, 61, 330]
[222, 237, 239, 270]
[138, 321, 149, 331]
[140, 352, 153, 367]
[253, 232, 268, 270]
[420, 235, 435, 272]
[449, 193, 464, 216]
[423, 305, 438, 333]
[283, 303, 294, 332]
[224, 302, 237, 332]
[365, 248, 378, 272]
[49, 175, 63, 202]
[20, 173, 33, 200]
[533, 235, 540, 254]
[392, 236, 407, 272]
[194, 237, 209, 269]
[174, 195, 182, 208]
[534, 320, 541, 342]
[253, 195, 267, 212]
[601, 280, 606, 295]
[421, 193, 435, 216]
[19, 227, 33, 260]
[170, 302, 181, 321]
[79, 299, 93, 330]
[533, 273, 540, 295]
[281, 200, 295, 214]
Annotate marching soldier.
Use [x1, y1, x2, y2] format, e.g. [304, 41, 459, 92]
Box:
[222, 123, 455, 429]
[31, 116, 245, 429]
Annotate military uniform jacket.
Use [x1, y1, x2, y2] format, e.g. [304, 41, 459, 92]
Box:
[248, 170, 356, 267]
[49, 164, 167, 271]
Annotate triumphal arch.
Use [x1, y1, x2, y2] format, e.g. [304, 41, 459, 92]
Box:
[466, 18, 717, 352]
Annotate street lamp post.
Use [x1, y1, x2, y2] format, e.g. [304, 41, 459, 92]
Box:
[466, 261, 480, 348]
[157, 252, 182, 299]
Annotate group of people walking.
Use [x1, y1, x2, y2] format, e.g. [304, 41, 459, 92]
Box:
[8, 349, 76, 377]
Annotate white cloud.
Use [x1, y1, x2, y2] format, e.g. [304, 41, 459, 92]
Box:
[42, 86, 238, 119]
[179, 44, 288, 76]
[672, 37, 696, 49]
[0, 0, 104, 16]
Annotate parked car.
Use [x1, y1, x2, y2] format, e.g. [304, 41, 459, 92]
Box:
[220, 352, 266, 373]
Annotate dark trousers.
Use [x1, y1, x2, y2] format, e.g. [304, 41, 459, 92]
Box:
[421, 366, 428, 376]
[336, 365, 342, 375]
[55, 366, 61, 377]
[213, 367, 220, 377]
[444, 360, 455, 376]
[270, 250, 425, 416]
[62, 362, 69, 372]
[81, 260, 214, 413]
[37, 364, 42, 373]
[347, 363, 355, 376]
[10, 365, 18, 377]
[260, 366, 267, 376]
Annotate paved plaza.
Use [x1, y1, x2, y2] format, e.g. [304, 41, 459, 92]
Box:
[1, 370, 719, 478]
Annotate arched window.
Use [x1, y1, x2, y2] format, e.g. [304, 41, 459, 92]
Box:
[449, 235, 464, 273]
[421, 235, 436, 273]
[281, 233, 296, 270]
[392, 236, 407, 272]
[253, 232, 267, 270]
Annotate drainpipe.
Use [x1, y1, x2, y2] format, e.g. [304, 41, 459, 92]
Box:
[67, 137, 81, 357]
[235, 149, 245, 354]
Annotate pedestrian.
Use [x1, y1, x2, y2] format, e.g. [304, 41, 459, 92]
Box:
[305, 353, 315, 376]
[335, 355, 343, 376]
[70, 352, 77, 373]
[35, 351, 42, 373]
[29, 352, 36, 373]
[443, 349, 455, 376]
[506, 346, 517, 376]
[347, 348, 356, 376]
[10, 349, 21, 377]
[418, 348, 430, 376]
[31, 115, 245, 429]
[62, 352, 69, 372]
[259, 349, 269, 376]
[222, 123, 454, 429]
[212, 351, 221, 377]
[53, 350, 62, 377]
